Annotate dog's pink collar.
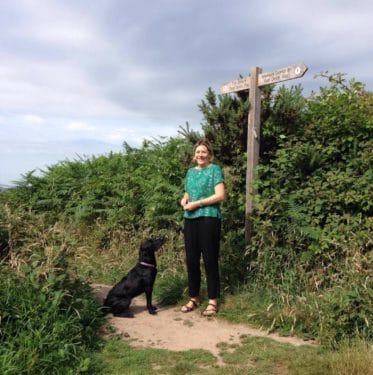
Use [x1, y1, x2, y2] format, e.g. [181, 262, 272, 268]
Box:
[140, 261, 156, 268]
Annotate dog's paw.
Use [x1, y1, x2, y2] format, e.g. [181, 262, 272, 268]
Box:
[148, 306, 157, 315]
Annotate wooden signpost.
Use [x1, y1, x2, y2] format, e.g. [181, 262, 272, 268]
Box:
[220, 63, 308, 243]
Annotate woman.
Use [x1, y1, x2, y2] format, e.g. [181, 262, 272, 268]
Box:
[180, 139, 225, 316]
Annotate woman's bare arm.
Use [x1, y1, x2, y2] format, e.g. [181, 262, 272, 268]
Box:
[183, 183, 225, 211]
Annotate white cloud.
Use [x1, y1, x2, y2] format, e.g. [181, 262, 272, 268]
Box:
[20, 114, 45, 124]
[65, 121, 96, 132]
[0, 0, 372, 185]
[12, 0, 98, 48]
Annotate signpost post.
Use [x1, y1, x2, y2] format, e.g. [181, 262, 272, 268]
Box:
[220, 63, 308, 243]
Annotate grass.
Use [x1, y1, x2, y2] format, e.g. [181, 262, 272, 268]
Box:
[99, 334, 373, 374]
[0, 264, 105, 375]
[100, 337, 216, 375]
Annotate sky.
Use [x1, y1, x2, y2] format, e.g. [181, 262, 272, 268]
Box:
[1, 0, 372, 186]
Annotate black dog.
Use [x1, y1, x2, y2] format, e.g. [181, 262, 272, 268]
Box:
[103, 238, 165, 318]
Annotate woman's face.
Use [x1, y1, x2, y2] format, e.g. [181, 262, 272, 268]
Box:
[194, 145, 211, 168]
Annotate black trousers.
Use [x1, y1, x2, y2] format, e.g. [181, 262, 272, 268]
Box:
[184, 217, 221, 299]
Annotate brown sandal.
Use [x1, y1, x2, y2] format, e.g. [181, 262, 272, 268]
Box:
[181, 299, 200, 313]
[202, 303, 219, 316]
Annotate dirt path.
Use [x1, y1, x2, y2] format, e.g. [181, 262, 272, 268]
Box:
[93, 284, 315, 364]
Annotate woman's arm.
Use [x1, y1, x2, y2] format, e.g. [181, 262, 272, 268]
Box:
[183, 182, 225, 211]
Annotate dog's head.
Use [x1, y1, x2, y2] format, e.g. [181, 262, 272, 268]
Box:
[139, 238, 166, 263]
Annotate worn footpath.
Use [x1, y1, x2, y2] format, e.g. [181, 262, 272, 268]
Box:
[92, 284, 315, 363]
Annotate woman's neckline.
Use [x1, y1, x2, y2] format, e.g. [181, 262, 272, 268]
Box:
[195, 163, 213, 170]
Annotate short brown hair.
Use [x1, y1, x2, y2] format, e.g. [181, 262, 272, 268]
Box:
[193, 138, 214, 162]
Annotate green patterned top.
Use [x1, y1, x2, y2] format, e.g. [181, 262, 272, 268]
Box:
[184, 164, 224, 219]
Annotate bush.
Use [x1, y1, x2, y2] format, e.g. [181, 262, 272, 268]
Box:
[245, 74, 373, 344]
[5, 138, 189, 232]
[0, 265, 104, 375]
[0, 206, 105, 374]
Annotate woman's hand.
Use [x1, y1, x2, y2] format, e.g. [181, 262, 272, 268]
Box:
[182, 183, 225, 212]
[183, 201, 200, 211]
[180, 194, 189, 208]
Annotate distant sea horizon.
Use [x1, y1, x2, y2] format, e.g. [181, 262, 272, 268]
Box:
[0, 183, 13, 191]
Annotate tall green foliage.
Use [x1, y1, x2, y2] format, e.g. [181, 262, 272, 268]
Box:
[0, 266, 103, 375]
[251, 75, 371, 276]
[0, 207, 104, 374]
[1, 73, 371, 346]
[199, 87, 249, 165]
[248, 74, 372, 344]
[5, 137, 191, 231]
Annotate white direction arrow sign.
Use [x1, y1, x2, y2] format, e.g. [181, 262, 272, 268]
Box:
[221, 63, 308, 94]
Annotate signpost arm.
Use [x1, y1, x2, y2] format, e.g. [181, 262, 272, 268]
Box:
[245, 66, 262, 243]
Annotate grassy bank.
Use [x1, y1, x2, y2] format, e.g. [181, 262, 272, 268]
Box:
[98, 335, 373, 375]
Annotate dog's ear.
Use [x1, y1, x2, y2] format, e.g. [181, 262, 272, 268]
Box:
[140, 238, 166, 253]
[153, 238, 166, 251]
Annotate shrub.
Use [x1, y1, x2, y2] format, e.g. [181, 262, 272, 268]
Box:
[0, 264, 104, 375]
[246, 74, 373, 344]
[0, 206, 105, 374]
